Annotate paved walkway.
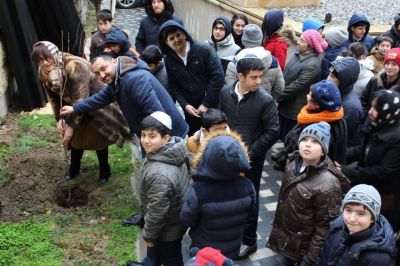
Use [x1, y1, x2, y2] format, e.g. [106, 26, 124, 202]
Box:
[114, 7, 285, 266]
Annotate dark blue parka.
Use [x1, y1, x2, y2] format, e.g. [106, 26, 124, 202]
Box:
[330, 57, 363, 147]
[180, 132, 256, 259]
[321, 45, 347, 80]
[159, 20, 225, 109]
[73, 56, 189, 138]
[344, 12, 376, 53]
[135, 0, 183, 54]
[318, 215, 396, 266]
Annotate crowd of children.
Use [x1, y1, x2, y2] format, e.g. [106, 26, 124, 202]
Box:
[39, 1, 400, 265]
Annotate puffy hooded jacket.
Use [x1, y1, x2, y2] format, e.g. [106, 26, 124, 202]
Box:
[73, 56, 189, 138]
[330, 57, 363, 146]
[135, 0, 183, 53]
[180, 131, 256, 259]
[317, 215, 396, 266]
[344, 12, 376, 52]
[140, 136, 190, 242]
[159, 20, 224, 109]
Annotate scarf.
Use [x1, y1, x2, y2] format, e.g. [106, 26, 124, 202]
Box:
[297, 105, 344, 125]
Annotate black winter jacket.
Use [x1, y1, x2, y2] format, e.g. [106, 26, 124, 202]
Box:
[159, 20, 224, 109]
[219, 82, 280, 162]
[317, 215, 396, 266]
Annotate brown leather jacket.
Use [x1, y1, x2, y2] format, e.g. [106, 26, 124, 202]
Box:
[267, 152, 350, 263]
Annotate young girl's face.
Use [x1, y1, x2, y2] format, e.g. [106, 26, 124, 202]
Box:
[378, 41, 391, 55]
[232, 19, 246, 36]
[299, 136, 324, 165]
[343, 204, 374, 234]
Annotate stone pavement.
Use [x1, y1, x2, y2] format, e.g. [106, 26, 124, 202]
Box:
[114, 7, 285, 266]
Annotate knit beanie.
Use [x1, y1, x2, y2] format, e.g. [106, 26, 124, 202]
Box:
[302, 29, 328, 54]
[33, 41, 62, 65]
[302, 18, 324, 32]
[394, 13, 400, 28]
[342, 184, 381, 221]
[150, 111, 172, 130]
[241, 24, 263, 48]
[310, 80, 342, 112]
[371, 90, 400, 129]
[298, 121, 331, 154]
[324, 28, 348, 48]
[384, 48, 400, 66]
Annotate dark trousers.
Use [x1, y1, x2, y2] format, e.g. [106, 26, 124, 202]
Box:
[185, 113, 202, 136]
[242, 158, 265, 246]
[279, 115, 297, 142]
[142, 238, 183, 266]
[69, 147, 110, 178]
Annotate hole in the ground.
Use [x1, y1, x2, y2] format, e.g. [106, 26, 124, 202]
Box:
[55, 184, 89, 208]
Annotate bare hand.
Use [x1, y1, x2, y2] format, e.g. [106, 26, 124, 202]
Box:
[185, 104, 201, 118]
[334, 161, 341, 171]
[60, 106, 74, 117]
[62, 126, 74, 148]
[56, 119, 65, 137]
[144, 240, 155, 247]
[197, 104, 208, 115]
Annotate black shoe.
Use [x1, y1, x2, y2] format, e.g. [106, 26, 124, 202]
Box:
[238, 243, 257, 259]
[126, 261, 143, 266]
[97, 176, 109, 185]
[98, 168, 110, 185]
[123, 211, 145, 227]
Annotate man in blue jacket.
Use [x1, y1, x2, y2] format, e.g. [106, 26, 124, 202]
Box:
[344, 12, 376, 53]
[159, 20, 225, 135]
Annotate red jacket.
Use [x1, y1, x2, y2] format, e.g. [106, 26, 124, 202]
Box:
[264, 33, 288, 70]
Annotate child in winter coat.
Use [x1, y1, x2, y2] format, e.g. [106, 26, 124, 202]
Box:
[367, 35, 393, 75]
[126, 111, 190, 266]
[317, 184, 397, 265]
[268, 122, 350, 265]
[180, 131, 256, 259]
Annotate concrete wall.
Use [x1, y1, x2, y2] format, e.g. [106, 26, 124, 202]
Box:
[0, 39, 9, 121]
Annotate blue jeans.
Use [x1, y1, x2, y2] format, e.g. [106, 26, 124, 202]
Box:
[142, 238, 183, 266]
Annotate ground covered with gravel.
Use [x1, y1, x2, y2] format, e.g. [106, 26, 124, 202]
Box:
[282, 0, 398, 25]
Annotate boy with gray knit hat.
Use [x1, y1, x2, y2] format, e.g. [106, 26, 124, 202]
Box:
[318, 184, 397, 265]
[268, 122, 351, 265]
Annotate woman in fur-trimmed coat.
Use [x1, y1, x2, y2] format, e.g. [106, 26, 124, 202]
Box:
[32, 41, 130, 184]
[180, 131, 256, 259]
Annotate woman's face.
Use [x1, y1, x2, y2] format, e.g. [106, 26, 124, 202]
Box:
[368, 99, 379, 122]
[232, 19, 246, 36]
[39, 58, 55, 72]
[384, 61, 400, 79]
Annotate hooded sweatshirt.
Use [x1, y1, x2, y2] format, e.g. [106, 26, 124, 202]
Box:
[180, 131, 256, 259]
[159, 20, 224, 109]
[105, 27, 135, 58]
[72, 56, 189, 138]
[344, 12, 376, 52]
[135, 0, 184, 53]
[330, 57, 363, 146]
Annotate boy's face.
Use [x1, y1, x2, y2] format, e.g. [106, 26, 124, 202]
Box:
[213, 22, 226, 42]
[343, 204, 374, 234]
[201, 122, 228, 137]
[299, 136, 324, 165]
[327, 72, 340, 87]
[351, 25, 367, 39]
[238, 70, 263, 92]
[306, 91, 319, 111]
[91, 57, 116, 84]
[165, 30, 187, 54]
[109, 43, 121, 54]
[141, 129, 170, 153]
[98, 20, 112, 34]
[378, 41, 391, 55]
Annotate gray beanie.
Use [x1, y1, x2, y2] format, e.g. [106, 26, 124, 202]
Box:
[342, 184, 381, 221]
[298, 121, 331, 154]
[324, 28, 348, 48]
[242, 24, 263, 48]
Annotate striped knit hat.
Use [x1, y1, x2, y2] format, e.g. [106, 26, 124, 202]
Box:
[33, 41, 62, 65]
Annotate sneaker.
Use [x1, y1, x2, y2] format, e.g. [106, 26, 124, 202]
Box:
[238, 243, 257, 259]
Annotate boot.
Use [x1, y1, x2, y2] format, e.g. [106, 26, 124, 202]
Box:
[97, 148, 110, 185]
[64, 148, 83, 181]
